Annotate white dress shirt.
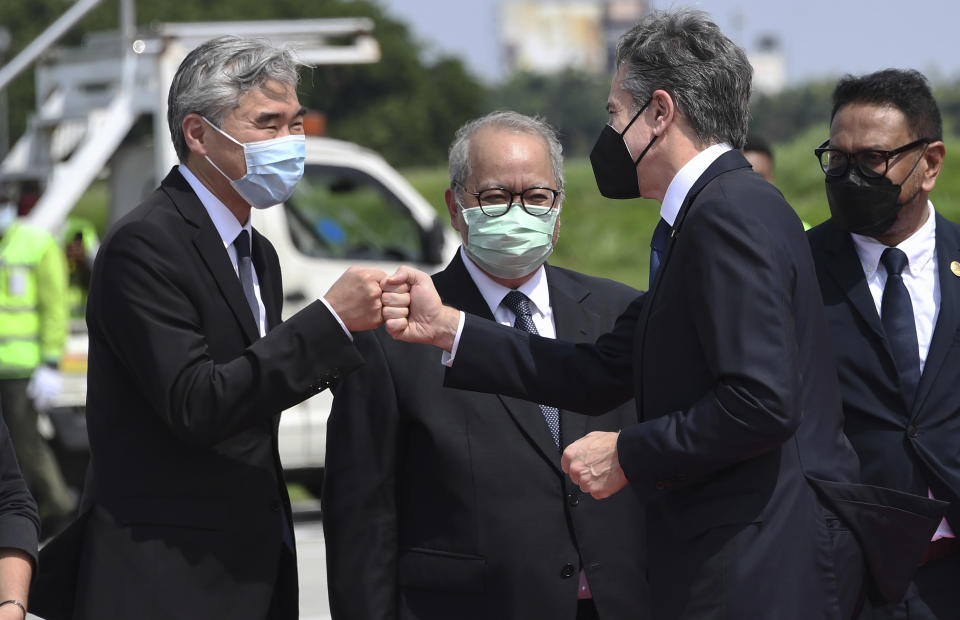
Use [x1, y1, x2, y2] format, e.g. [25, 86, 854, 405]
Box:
[459, 247, 555, 337]
[849, 201, 953, 540]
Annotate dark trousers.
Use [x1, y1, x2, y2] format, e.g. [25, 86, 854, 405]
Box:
[267, 543, 298, 620]
[859, 552, 960, 619]
[0, 378, 75, 527]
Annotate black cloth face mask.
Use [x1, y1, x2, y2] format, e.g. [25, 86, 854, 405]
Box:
[590, 98, 657, 199]
[825, 152, 924, 237]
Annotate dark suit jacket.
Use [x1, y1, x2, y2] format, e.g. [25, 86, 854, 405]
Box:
[30, 168, 363, 620]
[0, 410, 39, 565]
[444, 151, 944, 619]
[809, 214, 960, 532]
[323, 253, 649, 620]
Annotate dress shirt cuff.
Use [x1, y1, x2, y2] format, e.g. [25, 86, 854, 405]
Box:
[440, 311, 466, 367]
[319, 297, 353, 342]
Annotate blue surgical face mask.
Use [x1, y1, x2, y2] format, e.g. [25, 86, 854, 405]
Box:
[202, 117, 306, 209]
[461, 203, 560, 279]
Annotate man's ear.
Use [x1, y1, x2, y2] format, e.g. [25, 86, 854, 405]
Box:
[445, 188, 464, 233]
[920, 140, 945, 193]
[649, 89, 676, 136]
[182, 113, 209, 157]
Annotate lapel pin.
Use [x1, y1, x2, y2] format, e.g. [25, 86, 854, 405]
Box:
[951, 261, 960, 277]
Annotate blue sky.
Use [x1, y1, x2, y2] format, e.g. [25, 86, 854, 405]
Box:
[380, 0, 960, 85]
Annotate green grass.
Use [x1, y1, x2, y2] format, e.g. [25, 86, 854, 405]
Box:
[405, 130, 960, 292]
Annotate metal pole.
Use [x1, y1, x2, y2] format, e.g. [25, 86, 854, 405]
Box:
[0, 27, 9, 160]
[0, 0, 103, 93]
[120, 0, 136, 47]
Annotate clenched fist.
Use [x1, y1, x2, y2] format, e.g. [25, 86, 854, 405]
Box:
[381, 266, 460, 351]
[324, 266, 388, 332]
[562, 430, 628, 499]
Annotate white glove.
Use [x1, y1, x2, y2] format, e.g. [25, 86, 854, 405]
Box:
[27, 365, 62, 412]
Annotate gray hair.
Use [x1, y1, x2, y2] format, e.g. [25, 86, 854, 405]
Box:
[167, 36, 302, 162]
[448, 111, 564, 202]
[615, 9, 752, 149]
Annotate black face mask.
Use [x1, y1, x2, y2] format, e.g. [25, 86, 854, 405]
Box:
[590, 99, 657, 199]
[824, 154, 924, 237]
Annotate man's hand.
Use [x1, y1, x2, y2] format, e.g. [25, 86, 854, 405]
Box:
[26, 366, 61, 412]
[381, 266, 460, 351]
[562, 431, 628, 499]
[324, 266, 388, 332]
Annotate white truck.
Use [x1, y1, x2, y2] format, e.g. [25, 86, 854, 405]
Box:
[0, 2, 457, 495]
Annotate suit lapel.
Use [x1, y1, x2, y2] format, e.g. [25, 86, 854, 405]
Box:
[913, 213, 960, 415]
[435, 253, 563, 472]
[819, 221, 887, 343]
[162, 168, 260, 344]
[251, 230, 281, 332]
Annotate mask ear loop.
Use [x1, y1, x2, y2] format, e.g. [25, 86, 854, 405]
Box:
[893, 144, 929, 207]
[200, 116, 245, 182]
[618, 97, 657, 165]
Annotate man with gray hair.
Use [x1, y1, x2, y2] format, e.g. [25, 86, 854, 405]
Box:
[323, 110, 649, 620]
[30, 35, 389, 620]
[380, 9, 945, 619]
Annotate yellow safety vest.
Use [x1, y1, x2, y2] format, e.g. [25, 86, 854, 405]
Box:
[0, 222, 68, 377]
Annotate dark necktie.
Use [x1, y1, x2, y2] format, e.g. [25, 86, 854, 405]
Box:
[234, 230, 291, 547]
[501, 290, 561, 449]
[649, 217, 671, 285]
[880, 247, 920, 406]
[233, 230, 260, 331]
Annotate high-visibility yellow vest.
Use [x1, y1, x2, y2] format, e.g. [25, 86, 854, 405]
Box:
[0, 222, 68, 378]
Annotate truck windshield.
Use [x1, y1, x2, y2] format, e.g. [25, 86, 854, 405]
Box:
[285, 165, 424, 262]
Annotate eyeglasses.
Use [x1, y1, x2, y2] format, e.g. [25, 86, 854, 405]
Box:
[461, 186, 563, 217]
[814, 138, 933, 179]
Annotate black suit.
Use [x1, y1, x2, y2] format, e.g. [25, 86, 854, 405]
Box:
[809, 213, 960, 615]
[30, 168, 364, 620]
[323, 253, 649, 620]
[444, 151, 945, 619]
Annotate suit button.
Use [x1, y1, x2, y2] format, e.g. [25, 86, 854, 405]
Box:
[907, 425, 919, 438]
[270, 500, 281, 512]
[567, 493, 579, 507]
[560, 563, 576, 578]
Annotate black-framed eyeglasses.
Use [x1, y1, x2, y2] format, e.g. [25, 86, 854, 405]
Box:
[814, 138, 933, 179]
[461, 186, 563, 217]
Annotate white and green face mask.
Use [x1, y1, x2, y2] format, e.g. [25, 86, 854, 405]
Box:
[461, 203, 560, 279]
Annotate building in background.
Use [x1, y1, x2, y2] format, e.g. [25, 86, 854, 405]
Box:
[749, 34, 786, 94]
[500, 0, 646, 76]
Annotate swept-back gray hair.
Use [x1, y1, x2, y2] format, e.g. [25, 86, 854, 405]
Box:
[167, 35, 302, 162]
[616, 9, 752, 149]
[448, 110, 564, 201]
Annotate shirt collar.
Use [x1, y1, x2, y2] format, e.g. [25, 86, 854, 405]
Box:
[660, 143, 733, 226]
[178, 164, 251, 251]
[459, 247, 550, 317]
[850, 200, 937, 277]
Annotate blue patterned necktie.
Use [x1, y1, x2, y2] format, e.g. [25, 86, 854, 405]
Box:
[233, 230, 260, 329]
[501, 290, 561, 449]
[649, 217, 671, 285]
[880, 247, 921, 406]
